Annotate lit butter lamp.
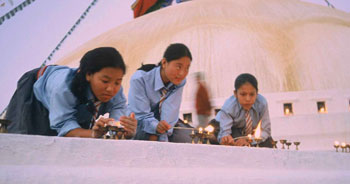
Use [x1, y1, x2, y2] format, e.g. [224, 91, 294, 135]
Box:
[334, 141, 340, 152]
[103, 121, 125, 140]
[190, 129, 196, 144]
[204, 125, 214, 144]
[197, 127, 204, 144]
[319, 107, 326, 113]
[189, 125, 215, 144]
[341, 142, 347, 152]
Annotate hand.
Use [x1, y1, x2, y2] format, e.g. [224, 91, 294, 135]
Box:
[156, 120, 171, 134]
[91, 117, 113, 138]
[233, 138, 250, 147]
[120, 113, 137, 138]
[220, 135, 235, 146]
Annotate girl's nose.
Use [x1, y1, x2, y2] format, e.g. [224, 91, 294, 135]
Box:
[106, 84, 113, 92]
[179, 69, 187, 77]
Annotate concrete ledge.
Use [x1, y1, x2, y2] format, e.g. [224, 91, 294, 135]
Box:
[1, 134, 349, 183]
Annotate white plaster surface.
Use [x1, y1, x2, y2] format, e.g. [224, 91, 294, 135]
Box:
[1, 134, 349, 183]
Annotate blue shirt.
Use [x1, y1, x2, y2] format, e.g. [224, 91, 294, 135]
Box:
[33, 66, 127, 136]
[127, 66, 186, 141]
[215, 94, 271, 143]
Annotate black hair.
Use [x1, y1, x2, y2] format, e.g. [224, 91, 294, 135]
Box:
[71, 47, 126, 104]
[234, 73, 258, 92]
[158, 43, 192, 66]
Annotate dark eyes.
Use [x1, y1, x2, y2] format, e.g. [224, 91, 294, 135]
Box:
[240, 93, 255, 96]
[176, 65, 190, 71]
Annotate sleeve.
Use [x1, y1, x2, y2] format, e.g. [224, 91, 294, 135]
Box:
[47, 85, 81, 137]
[260, 103, 271, 141]
[109, 87, 127, 121]
[216, 109, 234, 143]
[128, 77, 159, 134]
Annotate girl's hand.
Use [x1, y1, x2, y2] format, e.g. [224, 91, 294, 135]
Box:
[120, 113, 137, 138]
[220, 135, 235, 145]
[156, 120, 171, 134]
[233, 138, 250, 147]
[91, 117, 113, 138]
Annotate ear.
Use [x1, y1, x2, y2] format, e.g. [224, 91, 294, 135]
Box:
[161, 58, 167, 69]
[234, 90, 237, 98]
[86, 73, 92, 82]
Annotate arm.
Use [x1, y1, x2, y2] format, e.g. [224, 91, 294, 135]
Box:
[217, 110, 250, 147]
[216, 109, 234, 144]
[47, 85, 88, 137]
[65, 117, 115, 138]
[128, 78, 159, 135]
[260, 103, 271, 142]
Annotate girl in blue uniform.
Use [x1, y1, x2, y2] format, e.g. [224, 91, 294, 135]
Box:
[215, 73, 273, 147]
[7, 47, 137, 138]
[128, 43, 192, 142]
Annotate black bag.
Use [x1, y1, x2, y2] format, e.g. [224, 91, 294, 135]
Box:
[6, 67, 57, 136]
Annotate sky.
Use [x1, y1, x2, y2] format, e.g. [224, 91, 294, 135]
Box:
[0, 0, 349, 113]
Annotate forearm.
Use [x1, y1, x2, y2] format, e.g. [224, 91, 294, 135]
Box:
[65, 128, 93, 138]
[140, 118, 159, 134]
[216, 111, 233, 143]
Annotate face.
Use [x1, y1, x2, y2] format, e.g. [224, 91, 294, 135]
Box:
[86, 67, 124, 102]
[161, 56, 191, 85]
[234, 82, 257, 111]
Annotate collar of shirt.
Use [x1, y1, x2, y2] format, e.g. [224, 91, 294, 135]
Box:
[154, 66, 178, 92]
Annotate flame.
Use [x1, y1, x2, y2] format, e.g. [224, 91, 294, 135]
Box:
[320, 107, 325, 113]
[204, 125, 214, 133]
[198, 127, 203, 134]
[184, 119, 188, 124]
[285, 108, 290, 115]
[254, 120, 262, 138]
[334, 141, 339, 146]
[341, 142, 346, 148]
